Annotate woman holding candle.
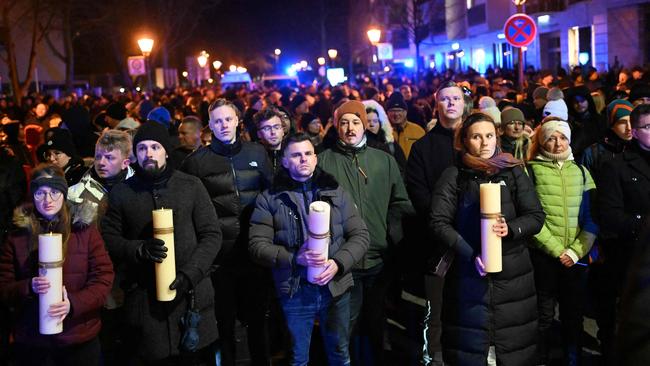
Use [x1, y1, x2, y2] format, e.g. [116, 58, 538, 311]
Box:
[429, 113, 545, 366]
[526, 117, 598, 365]
[0, 164, 114, 366]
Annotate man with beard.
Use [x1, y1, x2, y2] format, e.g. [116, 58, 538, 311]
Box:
[181, 99, 272, 366]
[102, 121, 222, 364]
[254, 107, 285, 176]
[318, 100, 413, 365]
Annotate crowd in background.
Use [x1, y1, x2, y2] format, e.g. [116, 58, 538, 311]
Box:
[1, 61, 650, 366]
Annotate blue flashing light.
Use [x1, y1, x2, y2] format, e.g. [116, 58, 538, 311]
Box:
[287, 67, 297, 77]
[404, 59, 415, 68]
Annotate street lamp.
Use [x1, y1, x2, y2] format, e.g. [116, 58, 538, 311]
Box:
[213, 60, 222, 70]
[317, 57, 326, 66]
[197, 50, 209, 86]
[367, 27, 381, 45]
[137, 38, 154, 92]
[328, 48, 338, 67]
[229, 64, 237, 72]
[273, 48, 281, 71]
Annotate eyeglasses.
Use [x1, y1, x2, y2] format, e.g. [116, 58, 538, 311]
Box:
[258, 124, 283, 133]
[43, 150, 64, 160]
[33, 190, 63, 202]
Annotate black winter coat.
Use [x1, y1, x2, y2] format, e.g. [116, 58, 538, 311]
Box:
[405, 123, 457, 274]
[101, 168, 222, 361]
[598, 143, 650, 247]
[429, 164, 545, 366]
[249, 167, 369, 298]
[180, 139, 271, 264]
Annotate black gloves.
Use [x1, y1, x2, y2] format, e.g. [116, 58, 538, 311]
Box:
[169, 272, 192, 295]
[137, 238, 167, 263]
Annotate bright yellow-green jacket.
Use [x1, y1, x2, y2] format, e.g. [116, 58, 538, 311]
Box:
[527, 159, 598, 258]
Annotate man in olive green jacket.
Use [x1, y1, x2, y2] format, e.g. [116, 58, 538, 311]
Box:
[318, 100, 414, 365]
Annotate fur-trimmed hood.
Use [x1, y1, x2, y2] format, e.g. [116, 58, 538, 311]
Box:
[12, 201, 92, 231]
[270, 166, 339, 194]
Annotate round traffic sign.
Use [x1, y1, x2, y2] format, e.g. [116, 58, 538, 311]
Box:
[504, 13, 537, 48]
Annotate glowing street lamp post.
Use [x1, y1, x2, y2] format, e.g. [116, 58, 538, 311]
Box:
[197, 51, 209, 87]
[328, 48, 338, 68]
[367, 27, 381, 85]
[274, 48, 281, 71]
[137, 38, 154, 92]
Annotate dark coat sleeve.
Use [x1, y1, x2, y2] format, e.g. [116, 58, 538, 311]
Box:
[429, 166, 474, 259]
[248, 192, 295, 269]
[181, 181, 222, 287]
[67, 226, 114, 318]
[506, 166, 545, 241]
[406, 142, 432, 217]
[331, 190, 370, 275]
[598, 158, 637, 240]
[0, 236, 30, 305]
[101, 185, 144, 265]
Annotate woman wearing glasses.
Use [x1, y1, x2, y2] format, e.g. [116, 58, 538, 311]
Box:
[0, 164, 113, 366]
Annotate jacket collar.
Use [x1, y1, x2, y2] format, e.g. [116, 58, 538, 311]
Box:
[210, 137, 242, 157]
[270, 166, 339, 194]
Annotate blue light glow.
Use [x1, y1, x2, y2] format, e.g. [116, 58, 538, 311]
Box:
[404, 59, 415, 68]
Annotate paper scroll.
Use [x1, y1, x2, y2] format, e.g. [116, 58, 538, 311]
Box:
[307, 201, 331, 284]
[39, 233, 63, 335]
[152, 208, 176, 301]
[480, 183, 502, 273]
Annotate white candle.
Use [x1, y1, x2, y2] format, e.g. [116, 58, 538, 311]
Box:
[38, 233, 63, 335]
[479, 183, 502, 273]
[307, 201, 331, 284]
[152, 209, 176, 301]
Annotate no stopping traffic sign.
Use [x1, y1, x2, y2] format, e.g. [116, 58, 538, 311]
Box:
[504, 13, 537, 48]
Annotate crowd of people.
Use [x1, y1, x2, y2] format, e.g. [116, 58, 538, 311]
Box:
[0, 63, 649, 366]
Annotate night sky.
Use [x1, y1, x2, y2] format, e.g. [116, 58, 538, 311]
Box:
[75, 0, 351, 76]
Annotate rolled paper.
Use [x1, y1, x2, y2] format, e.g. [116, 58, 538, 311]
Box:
[307, 201, 331, 284]
[152, 208, 176, 301]
[480, 183, 502, 273]
[38, 233, 63, 335]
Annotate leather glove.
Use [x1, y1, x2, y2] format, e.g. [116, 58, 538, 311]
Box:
[169, 272, 191, 295]
[137, 238, 167, 263]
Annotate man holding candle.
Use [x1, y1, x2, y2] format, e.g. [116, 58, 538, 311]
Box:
[0, 164, 114, 365]
[318, 100, 413, 365]
[249, 133, 370, 366]
[101, 121, 222, 363]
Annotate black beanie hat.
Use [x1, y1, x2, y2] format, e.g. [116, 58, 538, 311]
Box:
[30, 174, 68, 200]
[386, 91, 408, 111]
[629, 83, 650, 103]
[106, 102, 127, 121]
[44, 128, 78, 158]
[133, 121, 172, 155]
[300, 113, 320, 131]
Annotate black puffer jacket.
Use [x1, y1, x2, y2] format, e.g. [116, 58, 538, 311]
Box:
[249, 167, 369, 298]
[429, 164, 545, 366]
[181, 139, 272, 263]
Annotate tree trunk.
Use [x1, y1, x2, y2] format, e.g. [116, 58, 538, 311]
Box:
[63, 2, 74, 92]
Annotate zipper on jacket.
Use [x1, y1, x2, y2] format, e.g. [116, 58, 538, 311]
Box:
[559, 163, 570, 248]
[229, 157, 240, 199]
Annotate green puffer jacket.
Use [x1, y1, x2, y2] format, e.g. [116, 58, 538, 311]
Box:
[318, 142, 414, 269]
[528, 158, 598, 258]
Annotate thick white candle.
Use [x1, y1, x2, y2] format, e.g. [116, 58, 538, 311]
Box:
[38, 233, 63, 335]
[307, 201, 331, 284]
[152, 209, 176, 301]
[479, 183, 502, 273]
